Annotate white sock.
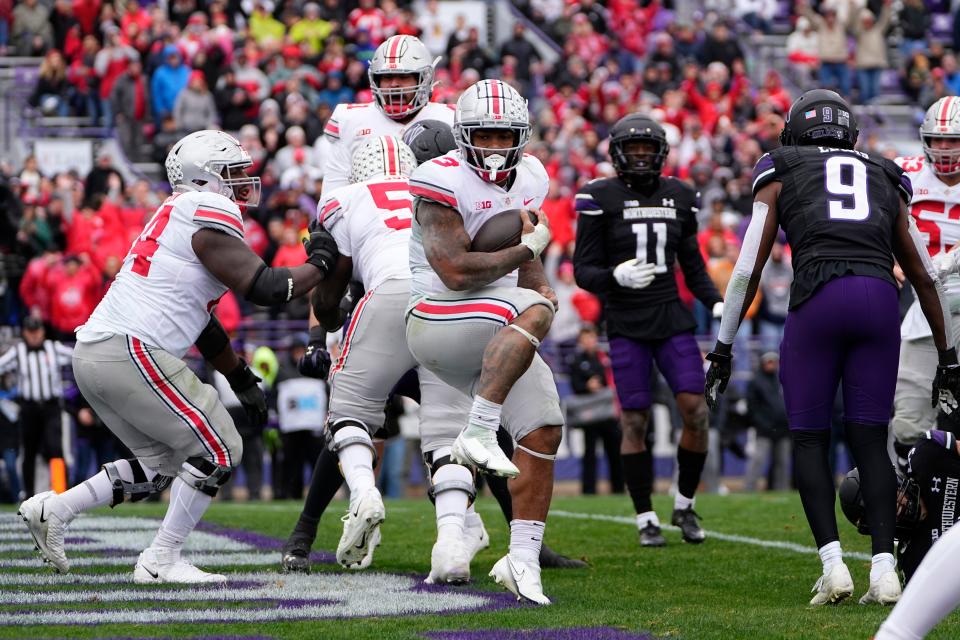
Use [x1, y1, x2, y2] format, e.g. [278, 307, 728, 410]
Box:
[433, 464, 472, 539]
[334, 426, 376, 507]
[636, 511, 660, 529]
[152, 475, 212, 551]
[871, 552, 896, 582]
[818, 540, 843, 574]
[468, 396, 501, 432]
[465, 503, 482, 528]
[674, 494, 694, 512]
[509, 519, 544, 565]
[877, 522, 960, 640]
[51, 462, 132, 521]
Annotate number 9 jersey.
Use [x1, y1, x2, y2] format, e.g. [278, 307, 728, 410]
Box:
[752, 145, 912, 309]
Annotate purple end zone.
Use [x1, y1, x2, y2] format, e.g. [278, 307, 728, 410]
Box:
[425, 628, 659, 640]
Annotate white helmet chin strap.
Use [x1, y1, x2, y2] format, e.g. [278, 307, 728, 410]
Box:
[484, 153, 506, 181]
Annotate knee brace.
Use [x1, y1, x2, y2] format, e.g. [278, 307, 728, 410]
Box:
[102, 459, 173, 507]
[179, 456, 233, 497]
[325, 418, 378, 466]
[424, 449, 476, 504]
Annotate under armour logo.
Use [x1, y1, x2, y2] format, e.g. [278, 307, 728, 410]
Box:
[933, 477, 943, 493]
[662, 198, 675, 207]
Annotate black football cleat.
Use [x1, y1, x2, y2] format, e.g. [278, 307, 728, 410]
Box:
[539, 543, 588, 568]
[280, 535, 313, 573]
[671, 507, 706, 544]
[638, 522, 666, 547]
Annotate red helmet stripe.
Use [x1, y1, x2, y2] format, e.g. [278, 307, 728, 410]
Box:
[388, 35, 402, 61]
[490, 80, 501, 117]
[939, 97, 953, 127]
[384, 136, 397, 175]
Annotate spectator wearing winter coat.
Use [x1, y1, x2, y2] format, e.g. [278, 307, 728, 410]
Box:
[214, 69, 255, 132]
[745, 352, 790, 491]
[850, 0, 892, 104]
[799, 0, 851, 96]
[12, 0, 52, 56]
[698, 21, 744, 72]
[110, 60, 150, 160]
[899, 0, 930, 57]
[173, 71, 218, 132]
[289, 2, 334, 55]
[29, 50, 71, 117]
[500, 23, 541, 96]
[48, 255, 101, 339]
[94, 27, 138, 126]
[150, 45, 189, 125]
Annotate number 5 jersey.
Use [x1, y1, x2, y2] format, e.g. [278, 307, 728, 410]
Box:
[751, 146, 912, 310]
[895, 154, 960, 340]
[572, 175, 721, 341]
[77, 191, 242, 358]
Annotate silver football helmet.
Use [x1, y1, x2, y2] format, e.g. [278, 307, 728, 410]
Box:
[350, 135, 417, 183]
[454, 79, 530, 182]
[921, 97, 960, 177]
[165, 130, 261, 206]
[368, 35, 439, 120]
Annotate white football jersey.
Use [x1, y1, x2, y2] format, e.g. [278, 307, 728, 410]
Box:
[319, 101, 455, 196]
[896, 155, 960, 340]
[317, 176, 413, 290]
[77, 191, 242, 358]
[407, 150, 549, 299]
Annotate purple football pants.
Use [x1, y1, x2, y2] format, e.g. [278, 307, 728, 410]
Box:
[780, 275, 900, 430]
[610, 332, 705, 411]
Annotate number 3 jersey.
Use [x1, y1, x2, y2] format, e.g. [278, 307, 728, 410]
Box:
[77, 191, 241, 358]
[752, 145, 911, 309]
[895, 154, 960, 340]
[572, 176, 721, 341]
[316, 176, 413, 290]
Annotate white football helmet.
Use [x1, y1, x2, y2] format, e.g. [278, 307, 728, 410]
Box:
[350, 135, 417, 183]
[165, 130, 261, 206]
[454, 79, 530, 182]
[921, 97, 960, 177]
[368, 35, 439, 120]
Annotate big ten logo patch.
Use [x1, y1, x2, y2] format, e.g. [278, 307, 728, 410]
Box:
[475, 200, 493, 210]
[358, 128, 372, 136]
[0, 513, 510, 626]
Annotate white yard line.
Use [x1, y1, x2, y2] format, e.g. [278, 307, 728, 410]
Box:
[549, 509, 872, 562]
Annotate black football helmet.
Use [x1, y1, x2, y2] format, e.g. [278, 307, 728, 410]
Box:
[609, 113, 669, 181]
[780, 89, 859, 149]
[402, 119, 457, 166]
[839, 467, 922, 538]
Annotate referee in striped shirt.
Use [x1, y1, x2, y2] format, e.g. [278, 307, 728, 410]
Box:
[0, 317, 73, 498]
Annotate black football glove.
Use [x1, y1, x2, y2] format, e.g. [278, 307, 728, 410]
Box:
[303, 222, 339, 276]
[227, 360, 268, 429]
[298, 326, 331, 379]
[933, 348, 960, 415]
[704, 343, 733, 412]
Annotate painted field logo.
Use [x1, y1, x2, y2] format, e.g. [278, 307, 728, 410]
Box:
[0, 513, 511, 626]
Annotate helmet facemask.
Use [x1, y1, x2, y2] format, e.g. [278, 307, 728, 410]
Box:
[611, 138, 667, 182]
[371, 70, 434, 119]
[456, 124, 529, 183]
[215, 162, 261, 207]
[923, 135, 960, 177]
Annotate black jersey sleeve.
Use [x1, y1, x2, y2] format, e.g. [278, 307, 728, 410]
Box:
[677, 191, 723, 307]
[880, 157, 913, 205]
[573, 184, 614, 294]
[751, 152, 778, 195]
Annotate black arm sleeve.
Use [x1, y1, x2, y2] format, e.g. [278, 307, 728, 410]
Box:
[573, 209, 613, 294]
[194, 315, 230, 361]
[678, 235, 723, 307]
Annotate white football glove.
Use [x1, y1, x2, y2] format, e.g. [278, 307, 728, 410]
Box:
[613, 259, 657, 289]
[520, 213, 552, 260]
[932, 249, 960, 282]
[712, 302, 724, 319]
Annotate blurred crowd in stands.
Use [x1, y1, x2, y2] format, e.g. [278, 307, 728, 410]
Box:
[8, 0, 949, 499]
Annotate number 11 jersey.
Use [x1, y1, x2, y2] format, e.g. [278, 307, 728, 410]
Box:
[752, 145, 912, 309]
[77, 191, 240, 358]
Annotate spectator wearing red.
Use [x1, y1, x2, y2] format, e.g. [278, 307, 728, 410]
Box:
[271, 226, 308, 268]
[120, 0, 150, 34]
[347, 0, 387, 46]
[568, 13, 608, 68]
[19, 251, 61, 322]
[541, 178, 576, 253]
[72, 0, 101, 37]
[94, 25, 138, 127]
[48, 255, 101, 339]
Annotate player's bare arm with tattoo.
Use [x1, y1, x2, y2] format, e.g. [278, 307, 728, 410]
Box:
[417, 199, 553, 407]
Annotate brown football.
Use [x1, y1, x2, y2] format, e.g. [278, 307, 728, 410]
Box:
[470, 209, 539, 253]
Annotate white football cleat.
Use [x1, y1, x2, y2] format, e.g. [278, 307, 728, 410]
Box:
[426, 534, 471, 584]
[336, 487, 385, 569]
[133, 547, 226, 584]
[489, 554, 551, 605]
[18, 491, 70, 574]
[859, 571, 902, 605]
[465, 512, 490, 562]
[350, 527, 381, 571]
[809, 563, 854, 606]
[452, 425, 519, 478]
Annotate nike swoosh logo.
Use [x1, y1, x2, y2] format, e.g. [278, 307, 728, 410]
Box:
[144, 567, 159, 579]
[509, 559, 525, 583]
[39, 504, 47, 524]
[523, 198, 535, 206]
[355, 531, 367, 550]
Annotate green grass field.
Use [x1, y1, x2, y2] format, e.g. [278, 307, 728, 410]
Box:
[1, 493, 958, 640]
